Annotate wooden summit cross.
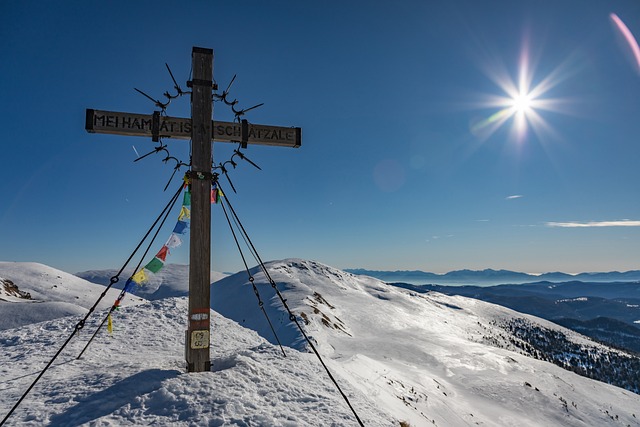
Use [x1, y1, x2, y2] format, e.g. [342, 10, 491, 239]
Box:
[85, 47, 301, 373]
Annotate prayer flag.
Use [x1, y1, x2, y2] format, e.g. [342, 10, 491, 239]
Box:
[183, 191, 191, 206]
[173, 220, 189, 235]
[166, 233, 182, 248]
[107, 313, 113, 334]
[156, 245, 169, 261]
[145, 257, 164, 274]
[178, 206, 191, 221]
[211, 187, 223, 204]
[132, 269, 148, 284]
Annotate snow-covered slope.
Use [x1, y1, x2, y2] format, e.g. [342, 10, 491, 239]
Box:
[213, 259, 640, 426]
[0, 262, 145, 330]
[75, 263, 228, 300]
[0, 297, 395, 426]
[1, 259, 639, 426]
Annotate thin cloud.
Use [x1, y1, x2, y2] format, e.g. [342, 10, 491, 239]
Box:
[546, 220, 640, 228]
[506, 195, 523, 200]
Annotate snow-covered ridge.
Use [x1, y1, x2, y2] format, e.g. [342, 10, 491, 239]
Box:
[2, 258, 640, 426]
[212, 258, 640, 425]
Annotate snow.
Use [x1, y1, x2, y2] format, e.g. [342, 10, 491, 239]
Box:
[213, 259, 640, 426]
[1, 298, 393, 426]
[1, 258, 639, 426]
[0, 262, 146, 330]
[557, 297, 589, 303]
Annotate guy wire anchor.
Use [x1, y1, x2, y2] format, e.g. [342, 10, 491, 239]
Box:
[163, 156, 189, 191]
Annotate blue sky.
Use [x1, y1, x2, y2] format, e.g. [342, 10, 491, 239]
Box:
[1, 0, 639, 275]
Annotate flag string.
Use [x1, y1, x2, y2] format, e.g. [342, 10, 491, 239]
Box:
[108, 178, 223, 333]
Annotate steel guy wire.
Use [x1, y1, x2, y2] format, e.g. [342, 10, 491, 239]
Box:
[77, 181, 184, 360]
[0, 182, 185, 427]
[216, 182, 286, 357]
[215, 182, 366, 427]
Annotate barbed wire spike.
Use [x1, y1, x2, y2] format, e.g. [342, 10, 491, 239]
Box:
[165, 63, 184, 95]
[134, 87, 170, 111]
[233, 102, 264, 118]
[134, 143, 169, 163]
[233, 150, 262, 170]
[224, 74, 237, 95]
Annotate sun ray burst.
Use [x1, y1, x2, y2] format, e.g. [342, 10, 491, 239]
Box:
[470, 39, 573, 145]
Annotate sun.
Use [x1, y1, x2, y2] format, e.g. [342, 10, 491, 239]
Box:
[511, 91, 533, 115]
[508, 88, 536, 136]
[470, 39, 571, 143]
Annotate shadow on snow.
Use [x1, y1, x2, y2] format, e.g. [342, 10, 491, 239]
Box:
[48, 368, 181, 426]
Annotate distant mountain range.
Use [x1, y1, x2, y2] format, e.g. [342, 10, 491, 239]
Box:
[345, 268, 640, 285]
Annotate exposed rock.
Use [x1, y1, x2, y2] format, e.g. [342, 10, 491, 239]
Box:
[0, 278, 32, 300]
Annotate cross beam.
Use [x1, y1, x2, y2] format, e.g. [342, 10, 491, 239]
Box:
[85, 109, 301, 148]
[85, 46, 300, 373]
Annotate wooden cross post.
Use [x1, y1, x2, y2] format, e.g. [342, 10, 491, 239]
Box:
[85, 46, 301, 373]
[187, 47, 214, 372]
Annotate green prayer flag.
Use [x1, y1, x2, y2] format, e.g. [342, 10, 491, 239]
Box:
[183, 191, 191, 206]
[145, 257, 164, 274]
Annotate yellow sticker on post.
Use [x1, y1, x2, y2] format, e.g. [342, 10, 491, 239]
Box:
[190, 330, 210, 349]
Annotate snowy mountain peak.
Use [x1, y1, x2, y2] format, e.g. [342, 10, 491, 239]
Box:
[0, 261, 146, 330]
[265, 258, 364, 290]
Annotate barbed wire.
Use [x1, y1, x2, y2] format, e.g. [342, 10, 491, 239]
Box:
[132, 63, 265, 191]
[213, 74, 264, 123]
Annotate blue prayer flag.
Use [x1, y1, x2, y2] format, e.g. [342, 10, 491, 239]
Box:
[173, 220, 189, 235]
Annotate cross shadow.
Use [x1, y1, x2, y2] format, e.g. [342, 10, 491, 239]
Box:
[48, 368, 181, 426]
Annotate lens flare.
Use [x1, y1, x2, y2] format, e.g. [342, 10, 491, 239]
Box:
[610, 13, 640, 74]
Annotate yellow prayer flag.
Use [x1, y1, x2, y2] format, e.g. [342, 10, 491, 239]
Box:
[132, 269, 148, 284]
[107, 313, 113, 334]
[178, 206, 191, 221]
